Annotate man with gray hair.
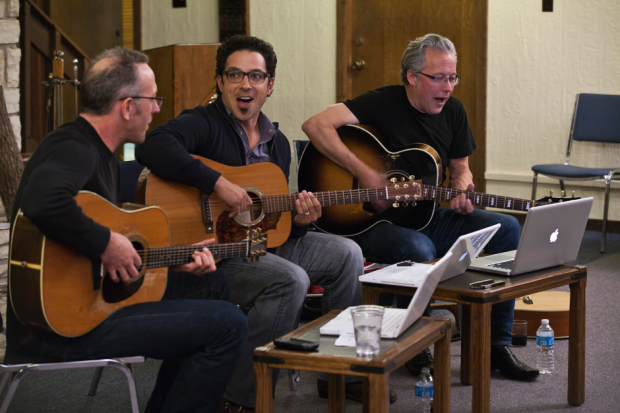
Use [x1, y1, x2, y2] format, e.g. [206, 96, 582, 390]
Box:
[7, 47, 247, 412]
[303, 33, 539, 381]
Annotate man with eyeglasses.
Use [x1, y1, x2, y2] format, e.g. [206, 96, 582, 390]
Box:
[8, 47, 248, 413]
[136, 35, 365, 412]
[303, 33, 539, 381]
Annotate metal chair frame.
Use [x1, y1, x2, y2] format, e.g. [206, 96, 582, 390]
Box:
[531, 93, 620, 253]
[0, 351, 144, 413]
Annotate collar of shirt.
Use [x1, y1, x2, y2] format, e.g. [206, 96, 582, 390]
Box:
[224, 107, 276, 164]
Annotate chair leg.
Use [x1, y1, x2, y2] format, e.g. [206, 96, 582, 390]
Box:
[88, 366, 104, 396]
[601, 179, 611, 253]
[531, 173, 539, 200]
[0, 372, 11, 396]
[108, 361, 141, 413]
[0, 369, 28, 413]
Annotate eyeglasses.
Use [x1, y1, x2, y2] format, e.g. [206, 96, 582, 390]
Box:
[223, 69, 270, 84]
[118, 96, 164, 108]
[417, 72, 461, 86]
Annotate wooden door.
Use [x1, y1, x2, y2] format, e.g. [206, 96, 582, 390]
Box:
[337, 0, 488, 192]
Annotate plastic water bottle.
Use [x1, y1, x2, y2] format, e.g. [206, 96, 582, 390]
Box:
[415, 367, 433, 413]
[536, 318, 554, 374]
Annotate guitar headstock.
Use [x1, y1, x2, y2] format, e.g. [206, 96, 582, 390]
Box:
[533, 195, 581, 207]
[242, 229, 268, 262]
[386, 177, 424, 206]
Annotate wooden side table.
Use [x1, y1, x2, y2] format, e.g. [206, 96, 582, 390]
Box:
[363, 264, 587, 413]
[253, 310, 452, 413]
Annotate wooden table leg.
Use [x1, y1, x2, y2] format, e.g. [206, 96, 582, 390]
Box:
[460, 303, 472, 385]
[328, 373, 346, 413]
[368, 373, 389, 413]
[254, 362, 273, 413]
[363, 285, 381, 305]
[568, 277, 587, 405]
[362, 377, 369, 413]
[434, 324, 452, 413]
[470, 302, 492, 413]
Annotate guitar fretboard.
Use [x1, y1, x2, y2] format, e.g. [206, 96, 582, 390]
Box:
[420, 184, 534, 211]
[259, 189, 390, 213]
[142, 243, 248, 268]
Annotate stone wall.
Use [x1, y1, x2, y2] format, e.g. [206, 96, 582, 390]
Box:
[0, 0, 20, 282]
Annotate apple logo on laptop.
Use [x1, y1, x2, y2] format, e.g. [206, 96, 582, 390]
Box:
[550, 229, 559, 243]
[459, 251, 469, 261]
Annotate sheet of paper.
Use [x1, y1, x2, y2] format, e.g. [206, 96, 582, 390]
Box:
[334, 332, 356, 347]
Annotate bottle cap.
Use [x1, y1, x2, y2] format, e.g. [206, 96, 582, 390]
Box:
[542, 318, 549, 324]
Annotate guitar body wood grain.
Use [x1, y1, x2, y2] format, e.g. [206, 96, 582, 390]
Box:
[143, 156, 291, 249]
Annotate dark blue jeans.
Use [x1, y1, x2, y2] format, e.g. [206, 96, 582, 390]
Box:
[354, 208, 520, 345]
[22, 270, 248, 413]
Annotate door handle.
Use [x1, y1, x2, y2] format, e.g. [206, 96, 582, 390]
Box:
[351, 59, 365, 70]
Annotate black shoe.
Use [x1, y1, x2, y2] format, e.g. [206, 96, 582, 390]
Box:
[405, 348, 434, 377]
[317, 379, 398, 404]
[218, 399, 254, 412]
[491, 345, 539, 380]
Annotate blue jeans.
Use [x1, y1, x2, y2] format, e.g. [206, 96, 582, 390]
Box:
[354, 208, 520, 345]
[22, 270, 248, 413]
[215, 231, 364, 407]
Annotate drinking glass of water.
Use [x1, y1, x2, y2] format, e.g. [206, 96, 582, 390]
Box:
[350, 305, 384, 358]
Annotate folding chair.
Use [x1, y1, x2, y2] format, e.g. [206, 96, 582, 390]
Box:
[531, 93, 620, 253]
[0, 316, 144, 413]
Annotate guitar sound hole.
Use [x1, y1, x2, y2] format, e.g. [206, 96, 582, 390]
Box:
[235, 191, 263, 225]
[101, 240, 145, 303]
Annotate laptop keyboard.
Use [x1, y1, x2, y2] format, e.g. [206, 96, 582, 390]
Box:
[488, 260, 514, 270]
[471, 231, 492, 255]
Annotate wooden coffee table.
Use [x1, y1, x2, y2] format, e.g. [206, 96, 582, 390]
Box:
[363, 264, 587, 413]
[253, 311, 452, 413]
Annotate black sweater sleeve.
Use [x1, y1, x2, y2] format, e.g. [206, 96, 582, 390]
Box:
[136, 107, 223, 195]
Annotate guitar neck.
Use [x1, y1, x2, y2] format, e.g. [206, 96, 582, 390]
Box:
[261, 189, 390, 213]
[143, 243, 249, 269]
[421, 184, 534, 211]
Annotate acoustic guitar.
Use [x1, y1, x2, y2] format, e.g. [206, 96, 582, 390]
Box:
[139, 155, 426, 248]
[514, 291, 570, 339]
[9, 191, 268, 337]
[297, 124, 571, 236]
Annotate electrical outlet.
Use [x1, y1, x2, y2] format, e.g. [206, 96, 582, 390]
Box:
[543, 0, 553, 12]
[173, 0, 186, 8]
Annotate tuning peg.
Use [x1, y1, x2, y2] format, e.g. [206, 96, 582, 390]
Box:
[390, 177, 397, 183]
[393, 202, 400, 208]
[400, 177, 405, 182]
[409, 175, 415, 180]
[256, 227, 261, 234]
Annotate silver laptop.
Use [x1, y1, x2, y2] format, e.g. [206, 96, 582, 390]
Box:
[358, 224, 500, 288]
[319, 252, 452, 339]
[469, 197, 593, 276]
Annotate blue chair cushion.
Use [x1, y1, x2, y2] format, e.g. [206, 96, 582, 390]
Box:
[532, 164, 619, 179]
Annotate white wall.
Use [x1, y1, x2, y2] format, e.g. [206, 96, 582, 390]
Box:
[487, 0, 620, 220]
[141, 0, 219, 50]
[250, 0, 336, 144]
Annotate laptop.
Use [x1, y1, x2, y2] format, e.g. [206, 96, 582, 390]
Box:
[469, 197, 593, 276]
[319, 251, 453, 339]
[358, 224, 500, 288]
